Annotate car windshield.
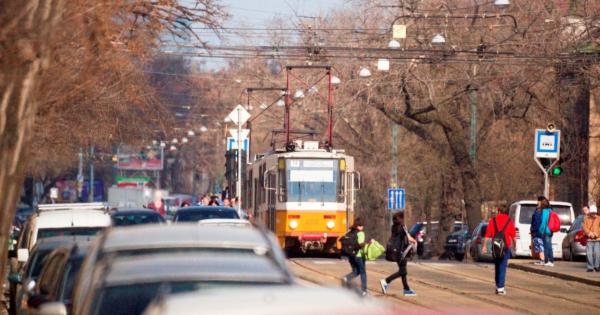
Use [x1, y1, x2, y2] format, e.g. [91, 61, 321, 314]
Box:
[93, 281, 279, 315]
[27, 249, 53, 278]
[37, 227, 102, 239]
[112, 213, 164, 226]
[175, 209, 239, 222]
[518, 205, 572, 225]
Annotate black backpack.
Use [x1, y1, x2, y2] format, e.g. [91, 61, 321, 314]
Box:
[340, 229, 361, 256]
[492, 217, 511, 260]
[385, 225, 409, 262]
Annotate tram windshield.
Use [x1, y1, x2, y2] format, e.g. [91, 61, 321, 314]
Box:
[286, 159, 341, 203]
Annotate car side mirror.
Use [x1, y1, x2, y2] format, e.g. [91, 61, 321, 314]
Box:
[8, 272, 22, 284]
[37, 302, 67, 315]
[23, 278, 36, 294]
[17, 248, 29, 262]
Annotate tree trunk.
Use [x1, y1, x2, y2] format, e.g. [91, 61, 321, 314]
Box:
[0, 0, 64, 289]
[443, 128, 483, 233]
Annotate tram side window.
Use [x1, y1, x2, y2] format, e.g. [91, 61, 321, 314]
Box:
[268, 173, 276, 205]
[278, 168, 287, 202]
[337, 171, 345, 203]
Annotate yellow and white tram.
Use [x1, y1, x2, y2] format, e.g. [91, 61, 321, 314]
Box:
[245, 140, 359, 254]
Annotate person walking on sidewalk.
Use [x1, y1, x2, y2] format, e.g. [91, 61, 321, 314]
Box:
[583, 205, 600, 272]
[379, 212, 417, 297]
[538, 196, 555, 267]
[530, 204, 545, 265]
[482, 205, 516, 295]
[342, 217, 368, 296]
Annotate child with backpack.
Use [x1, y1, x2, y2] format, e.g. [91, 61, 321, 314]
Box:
[341, 217, 368, 296]
[380, 211, 417, 297]
[482, 205, 516, 295]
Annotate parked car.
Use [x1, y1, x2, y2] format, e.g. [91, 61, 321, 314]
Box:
[561, 214, 587, 261]
[143, 286, 391, 315]
[111, 209, 165, 226]
[444, 228, 470, 261]
[173, 206, 239, 222]
[197, 219, 252, 228]
[8, 236, 94, 315]
[409, 221, 467, 258]
[15, 203, 110, 258]
[76, 252, 294, 315]
[508, 200, 575, 258]
[71, 224, 290, 315]
[465, 221, 493, 262]
[24, 239, 93, 315]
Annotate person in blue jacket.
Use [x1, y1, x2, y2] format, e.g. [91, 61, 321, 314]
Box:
[530, 201, 545, 265]
[537, 196, 554, 266]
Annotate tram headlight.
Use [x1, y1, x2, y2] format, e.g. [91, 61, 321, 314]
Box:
[326, 220, 335, 229]
[289, 220, 299, 230]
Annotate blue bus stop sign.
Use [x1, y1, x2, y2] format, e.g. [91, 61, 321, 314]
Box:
[387, 188, 405, 210]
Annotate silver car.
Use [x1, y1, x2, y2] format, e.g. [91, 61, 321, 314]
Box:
[465, 221, 493, 262]
[77, 253, 293, 315]
[561, 215, 587, 261]
[71, 224, 291, 315]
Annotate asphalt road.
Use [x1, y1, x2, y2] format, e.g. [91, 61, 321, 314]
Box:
[290, 258, 600, 315]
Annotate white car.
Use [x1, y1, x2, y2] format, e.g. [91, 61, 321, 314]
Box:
[15, 203, 111, 263]
[509, 200, 575, 258]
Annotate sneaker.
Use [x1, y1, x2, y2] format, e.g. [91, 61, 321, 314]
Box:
[341, 277, 348, 288]
[544, 262, 554, 267]
[379, 279, 389, 295]
[496, 287, 506, 295]
[403, 289, 417, 297]
[595, 268, 600, 272]
[534, 261, 545, 266]
[361, 291, 368, 297]
[587, 269, 594, 272]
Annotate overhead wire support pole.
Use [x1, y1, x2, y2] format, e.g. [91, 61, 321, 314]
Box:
[245, 86, 288, 161]
[327, 69, 333, 149]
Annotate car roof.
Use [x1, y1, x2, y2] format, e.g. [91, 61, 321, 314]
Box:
[176, 206, 236, 213]
[103, 253, 287, 286]
[112, 209, 160, 215]
[36, 210, 111, 229]
[144, 286, 389, 315]
[512, 200, 573, 207]
[197, 219, 251, 227]
[101, 224, 270, 253]
[32, 235, 96, 251]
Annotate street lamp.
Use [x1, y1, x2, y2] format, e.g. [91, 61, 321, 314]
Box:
[276, 99, 285, 107]
[171, 138, 178, 144]
[259, 103, 268, 110]
[152, 140, 158, 146]
[494, 0, 510, 8]
[200, 126, 208, 133]
[431, 34, 446, 45]
[160, 141, 166, 148]
[359, 67, 372, 78]
[388, 39, 401, 49]
[293, 89, 305, 100]
[187, 130, 195, 137]
[181, 137, 189, 144]
[169, 145, 177, 151]
[331, 75, 341, 86]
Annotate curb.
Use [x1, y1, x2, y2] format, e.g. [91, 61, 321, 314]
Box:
[509, 262, 600, 287]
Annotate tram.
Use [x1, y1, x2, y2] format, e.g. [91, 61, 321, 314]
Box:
[245, 139, 359, 254]
[243, 64, 360, 254]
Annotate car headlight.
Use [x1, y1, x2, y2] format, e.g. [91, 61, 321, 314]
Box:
[326, 220, 335, 229]
[289, 220, 298, 229]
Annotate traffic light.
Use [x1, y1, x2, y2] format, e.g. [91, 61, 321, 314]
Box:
[551, 165, 563, 176]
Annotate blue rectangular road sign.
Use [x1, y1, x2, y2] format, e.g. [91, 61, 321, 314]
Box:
[534, 129, 560, 159]
[387, 188, 405, 210]
[227, 137, 249, 151]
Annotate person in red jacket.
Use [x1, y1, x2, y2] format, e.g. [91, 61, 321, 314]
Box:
[482, 205, 516, 295]
[147, 199, 166, 217]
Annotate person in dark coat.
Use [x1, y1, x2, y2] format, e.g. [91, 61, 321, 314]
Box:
[379, 211, 417, 297]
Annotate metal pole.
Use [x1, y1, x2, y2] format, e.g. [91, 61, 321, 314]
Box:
[534, 158, 559, 198]
[469, 87, 477, 163]
[89, 146, 94, 202]
[246, 92, 252, 162]
[237, 108, 243, 213]
[77, 147, 83, 199]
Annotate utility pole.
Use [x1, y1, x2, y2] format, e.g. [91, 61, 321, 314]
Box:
[77, 147, 83, 199]
[89, 146, 94, 202]
[236, 106, 243, 213]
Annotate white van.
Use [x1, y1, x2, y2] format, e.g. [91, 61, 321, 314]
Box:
[15, 203, 111, 262]
[508, 200, 575, 258]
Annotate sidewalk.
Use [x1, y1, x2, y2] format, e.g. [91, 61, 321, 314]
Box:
[509, 259, 600, 287]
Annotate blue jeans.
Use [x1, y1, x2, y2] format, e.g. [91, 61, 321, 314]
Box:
[345, 255, 367, 292]
[543, 235, 554, 263]
[587, 241, 600, 270]
[494, 250, 511, 289]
